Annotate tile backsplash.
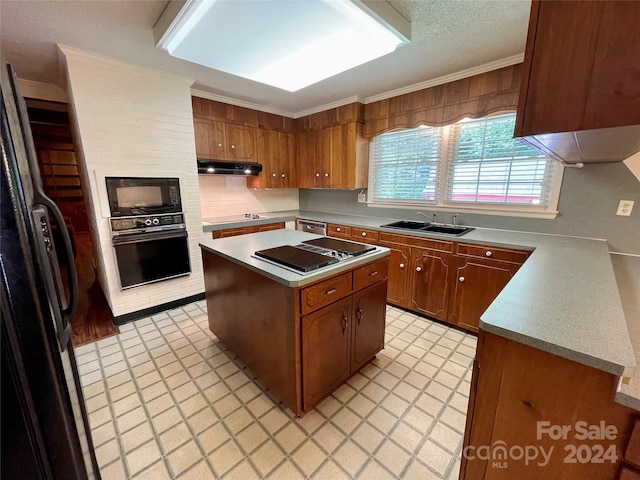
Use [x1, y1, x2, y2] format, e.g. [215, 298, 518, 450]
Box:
[199, 176, 299, 219]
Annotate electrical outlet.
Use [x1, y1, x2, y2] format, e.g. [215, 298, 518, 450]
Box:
[357, 192, 366, 203]
[616, 200, 634, 216]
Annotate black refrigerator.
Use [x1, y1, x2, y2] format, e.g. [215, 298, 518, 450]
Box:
[1, 62, 100, 479]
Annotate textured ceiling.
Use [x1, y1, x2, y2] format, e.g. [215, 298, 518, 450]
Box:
[0, 0, 531, 115]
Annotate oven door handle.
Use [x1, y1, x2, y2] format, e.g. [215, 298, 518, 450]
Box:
[112, 230, 188, 246]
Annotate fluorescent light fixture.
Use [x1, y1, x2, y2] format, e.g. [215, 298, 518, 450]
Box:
[155, 0, 410, 92]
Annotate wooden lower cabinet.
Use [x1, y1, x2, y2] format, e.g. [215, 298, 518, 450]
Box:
[351, 281, 388, 372]
[379, 241, 411, 308]
[461, 331, 636, 479]
[448, 259, 520, 333]
[302, 297, 352, 409]
[410, 248, 452, 322]
[211, 222, 284, 239]
[302, 279, 388, 411]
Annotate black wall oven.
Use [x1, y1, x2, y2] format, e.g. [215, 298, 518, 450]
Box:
[106, 177, 181, 217]
[111, 213, 191, 289]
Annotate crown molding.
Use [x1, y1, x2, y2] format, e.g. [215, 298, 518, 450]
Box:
[190, 89, 296, 118]
[363, 53, 525, 104]
[293, 95, 365, 118]
[57, 44, 195, 86]
[17, 79, 67, 103]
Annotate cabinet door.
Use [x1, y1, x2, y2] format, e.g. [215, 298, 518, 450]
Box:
[280, 132, 297, 188]
[256, 222, 284, 232]
[211, 120, 227, 159]
[302, 297, 352, 410]
[379, 242, 411, 308]
[516, 1, 640, 136]
[351, 281, 387, 373]
[225, 124, 257, 161]
[410, 249, 451, 322]
[316, 126, 333, 188]
[193, 118, 215, 159]
[212, 226, 253, 239]
[258, 129, 280, 188]
[449, 260, 519, 333]
[328, 123, 356, 189]
[296, 130, 317, 188]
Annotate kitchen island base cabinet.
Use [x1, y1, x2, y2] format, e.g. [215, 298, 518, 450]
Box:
[202, 247, 388, 416]
[461, 331, 636, 480]
[302, 280, 387, 411]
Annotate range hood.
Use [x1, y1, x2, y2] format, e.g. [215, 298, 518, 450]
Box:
[519, 125, 640, 167]
[197, 160, 263, 176]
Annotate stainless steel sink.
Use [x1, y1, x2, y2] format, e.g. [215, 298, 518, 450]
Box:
[380, 220, 474, 236]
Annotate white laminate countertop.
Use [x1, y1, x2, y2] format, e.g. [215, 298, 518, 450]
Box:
[201, 210, 637, 398]
[199, 229, 390, 288]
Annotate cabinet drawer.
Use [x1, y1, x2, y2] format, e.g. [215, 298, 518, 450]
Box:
[456, 243, 529, 264]
[354, 259, 388, 291]
[212, 226, 253, 239]
[328, 224, 352, 238]
[378, 231, 454, 252]
[301, 272, 353, 314]
[352, 227, 379, 242]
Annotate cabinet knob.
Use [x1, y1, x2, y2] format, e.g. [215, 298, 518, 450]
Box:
[217, 143, 223, 147]
[459, 276, 465, 282]
[485, 251, 492, 257]
[416, 266, 422, 272]
[399, 263, 405, 269]
[316, 173, 320, 177]
[361, 232, 367, 237]
[231, 144, 236, 149]
[324, 173, 329, 177]
[272, 173, 277, 177]
[336, 227, 341, 232]
[281, 173, 285, 177]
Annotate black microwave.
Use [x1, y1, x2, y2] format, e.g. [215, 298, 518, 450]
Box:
[105, 177, 182, 217]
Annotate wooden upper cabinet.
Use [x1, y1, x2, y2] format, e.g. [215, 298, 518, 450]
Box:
[193, 118, 257, 161]
[515, 0, 640, 136]
[249, 129, 297, 188]
[297, 121, 369, 189]
[224, 123, 257, 161]
[297, 130, 318, 188]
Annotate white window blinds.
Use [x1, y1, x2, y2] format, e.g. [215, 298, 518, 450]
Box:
[446, 114, 554, 205]
[369, 126, 442, 203]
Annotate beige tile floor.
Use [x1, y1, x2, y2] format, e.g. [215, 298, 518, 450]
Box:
[76, 302, 476, 479]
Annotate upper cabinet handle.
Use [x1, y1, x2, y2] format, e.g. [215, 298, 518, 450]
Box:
[231, 144, 236, 149]
[316, 173, 320, 177]
[217, 143, 223, 147]
[324, 173, 329, 177]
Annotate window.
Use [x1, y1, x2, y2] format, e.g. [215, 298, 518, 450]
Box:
[368, 113, 563, 218]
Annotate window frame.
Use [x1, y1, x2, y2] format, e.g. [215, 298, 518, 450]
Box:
[366, 113, 564, 219]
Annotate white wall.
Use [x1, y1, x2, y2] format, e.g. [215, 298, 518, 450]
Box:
[199, 175, 299, 219]
[59, 46, 205, 317]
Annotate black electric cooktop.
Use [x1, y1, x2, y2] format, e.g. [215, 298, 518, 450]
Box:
[254, 245, 339, 273]
[254, 237, 376, 273]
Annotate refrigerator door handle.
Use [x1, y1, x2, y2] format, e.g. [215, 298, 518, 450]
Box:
[6, 63, 79, 324]
[37, 197, 78, 322]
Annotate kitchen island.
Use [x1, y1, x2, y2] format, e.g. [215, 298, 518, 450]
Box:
[200, 229, 390, 416]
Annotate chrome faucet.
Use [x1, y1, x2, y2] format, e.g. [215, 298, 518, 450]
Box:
[451, 213, 459, 226]
[417, 211, 437, 224]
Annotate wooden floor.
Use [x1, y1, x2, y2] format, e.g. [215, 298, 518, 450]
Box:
[69, 231, 119, 346]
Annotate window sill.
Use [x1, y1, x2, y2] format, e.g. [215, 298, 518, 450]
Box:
[366, 201, 559, 220]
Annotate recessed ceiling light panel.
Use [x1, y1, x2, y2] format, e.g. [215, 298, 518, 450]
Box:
[155, 0, 410, 92]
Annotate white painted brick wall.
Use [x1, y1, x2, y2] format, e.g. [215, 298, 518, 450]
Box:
[199, 175, 299, 219]
[60, 47, 205, 317]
